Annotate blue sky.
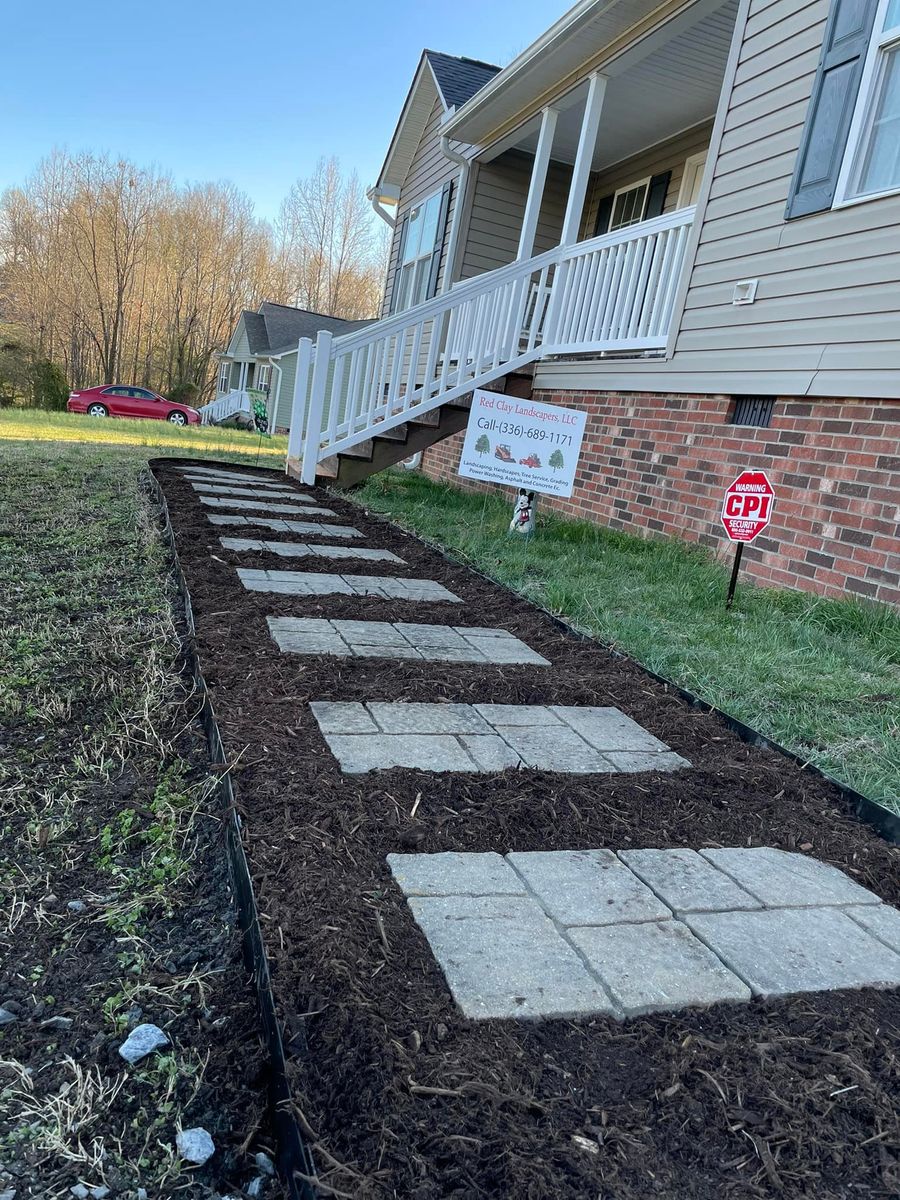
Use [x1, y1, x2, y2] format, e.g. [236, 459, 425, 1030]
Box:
[3, 0, 557, 222]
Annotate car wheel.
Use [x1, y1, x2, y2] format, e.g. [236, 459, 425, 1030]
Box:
[167, 411, 187, 426]
[87, 403, 109, 418]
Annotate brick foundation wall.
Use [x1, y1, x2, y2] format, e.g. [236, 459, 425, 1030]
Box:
[421, 391, 900, 606]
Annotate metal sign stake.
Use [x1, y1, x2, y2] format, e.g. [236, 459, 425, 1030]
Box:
[725, 543, 744, 610]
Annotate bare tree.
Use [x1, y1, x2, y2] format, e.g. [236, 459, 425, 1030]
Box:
[275, 157, 383, 319]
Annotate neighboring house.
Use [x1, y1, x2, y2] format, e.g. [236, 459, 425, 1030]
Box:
[289, 0, 900, 606]
[214, 302, 373, 431]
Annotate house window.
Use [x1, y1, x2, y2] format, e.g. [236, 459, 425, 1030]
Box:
[218, 362, 230, 393]
[256, 365, 271, 391]
[838, 0, 900, 202]
[397, 191, 443, 310]
[729, 396, 775, 428]
[609, 179, 651, 230]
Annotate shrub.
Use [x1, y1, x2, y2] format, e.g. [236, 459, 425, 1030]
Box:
[167, 380, 200, 406]
[29, 359, 69, 410]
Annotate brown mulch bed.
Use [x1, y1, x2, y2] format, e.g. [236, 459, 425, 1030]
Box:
[155, 459, 900, 1200]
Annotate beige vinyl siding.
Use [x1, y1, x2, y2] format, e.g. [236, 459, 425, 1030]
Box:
[459, 150, 571, 279]
[381, 92, 459, 317]
[456, 126, 712, 283]
[538, 0, 900, 399]
[668, 0, 900, 392]
[581, 122, 713, 234]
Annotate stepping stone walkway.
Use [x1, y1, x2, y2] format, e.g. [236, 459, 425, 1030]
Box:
[179, 467, 276, 483]
[238, 569, 461, 602]
[207, 514, 362, 537]
[311, 702, 687, 774]
[220, 537, 404, 563]
[199, 496, 336, 517]
[387, 848, 900, 1019]
[190, 482, 302, 499]
[268, 617, 551, 664]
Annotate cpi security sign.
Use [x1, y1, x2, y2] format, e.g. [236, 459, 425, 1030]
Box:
[721, 470, 776, 542]
[458, 389, 587, 498]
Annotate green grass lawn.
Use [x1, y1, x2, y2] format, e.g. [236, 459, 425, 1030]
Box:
[0, 407, 287, 465]
[357, 470, 900, 811]
[0, 412, 280, 1187]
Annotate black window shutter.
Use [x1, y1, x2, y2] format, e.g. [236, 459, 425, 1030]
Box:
[425, 180, 453, 301]
[388, 213, 410, 314]
[594, 193, 614, 235]
[644, 170, 672, 219]
[785, 0, 879, 219]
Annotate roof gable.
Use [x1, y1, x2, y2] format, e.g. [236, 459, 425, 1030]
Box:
[376, 49, 500, 196]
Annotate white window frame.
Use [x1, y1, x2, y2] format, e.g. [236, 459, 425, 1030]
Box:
[608, 177, 651, 231]
[218, 362, 230, 393]
[397, 190, 443, 311]
[677, 152, 708, 207]
[256, 364, 271, 391]
[834, 0, 900, 207]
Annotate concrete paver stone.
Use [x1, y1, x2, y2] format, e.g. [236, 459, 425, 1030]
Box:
[844, 904, 900, 954]
[700, 847, 883, 908]
[309, 701, 378, 734]
[207, 515, 362, 537]
[474, 704, 563, 726]
[569, 920, 752, 1015]
[550, 706, 670, 752]
[620, 848, 763, 914]
[387, 852, 526, 897]
[459, 734, 524, 771]
[686, 906, 900, 997]
[326, 734, 476, 773]
[501, 724, 614, 773]
[408, 894, 618, 1019]
[366, 702, 492, 735]
[508, 849, 671, 926]
[200, 496, 336, 516]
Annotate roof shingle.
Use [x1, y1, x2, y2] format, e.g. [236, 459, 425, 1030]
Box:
[424, 50, 500, 111]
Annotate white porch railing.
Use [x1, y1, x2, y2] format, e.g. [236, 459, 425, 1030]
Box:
[199, 390, 255, 426]
[289, 206, 694, 482]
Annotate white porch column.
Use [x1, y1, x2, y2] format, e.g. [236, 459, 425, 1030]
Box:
[517, 106, 558, 261]
[287, 337, 313, 470]
[560, 72, 607, 245]
[237, 361, 248, 391]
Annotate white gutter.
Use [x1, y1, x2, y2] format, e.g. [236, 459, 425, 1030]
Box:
[442, 0, 604, 139]
[439, 134, 470, 295]
[366, 185, 397, 229]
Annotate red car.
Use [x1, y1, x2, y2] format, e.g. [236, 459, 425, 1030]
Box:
[67, 385, 201, 426]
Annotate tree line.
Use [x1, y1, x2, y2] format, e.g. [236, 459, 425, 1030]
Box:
[0, 151, 387, 406]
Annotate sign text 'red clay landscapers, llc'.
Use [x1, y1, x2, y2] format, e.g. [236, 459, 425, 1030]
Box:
[457, 389, 587, 498]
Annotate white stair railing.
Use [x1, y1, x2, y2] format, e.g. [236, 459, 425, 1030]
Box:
[289, 207, 694, 482]
[199, 390, 254, 426]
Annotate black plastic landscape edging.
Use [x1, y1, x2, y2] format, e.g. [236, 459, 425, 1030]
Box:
[351, 501, 900, 847]
[145, 468, 317, 1200]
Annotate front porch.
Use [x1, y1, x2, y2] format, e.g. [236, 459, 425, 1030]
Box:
[288, 0, 740, 482]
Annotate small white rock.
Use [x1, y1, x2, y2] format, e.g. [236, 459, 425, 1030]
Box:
[69, 1187, 89, 1199]
[67, 900, 86, 913]
[246, 1180, 265, 1199]
[176, 1126, 215, 1165]
[90, 1188, 110, 1200]
[254, 1152, 275, 1177]
[0, 1009, 17, 1026]
[118, 1023, 169, 1064]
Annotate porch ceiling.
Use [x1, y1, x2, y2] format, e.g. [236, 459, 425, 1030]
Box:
[463, 0, 738, 167]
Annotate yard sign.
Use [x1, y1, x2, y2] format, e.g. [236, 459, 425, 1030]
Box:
[721, 470, 776, 543]
[720, 469, 777, 609]
[457, 389, 587, 498]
